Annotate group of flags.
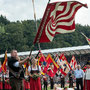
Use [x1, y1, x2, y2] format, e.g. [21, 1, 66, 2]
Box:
[0, 49, 77, 78]
[37, 51, 77, 77]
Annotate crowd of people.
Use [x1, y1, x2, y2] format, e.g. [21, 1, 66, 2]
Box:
[0, 49, 90, 90]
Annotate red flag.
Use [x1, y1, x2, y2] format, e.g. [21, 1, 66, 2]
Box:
[38, 53, 48, 74]
[34, 1, 87, 44]
[70, 55, 77, 70]
[1, 51, 7, 73]
[46, 54, 59, 77]
[55, 55, 61, 67]
[38, 52, 46, 66]
[24, 61, 29, 69]
[59, 53, 71, 76]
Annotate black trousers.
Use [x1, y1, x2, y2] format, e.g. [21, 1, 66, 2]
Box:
[76, 78, 83, 90]
[50, 78, 54, 89]
[61, 78, 65, 88]
[69, 78, 73, 88]
[44, 80, 47, 90]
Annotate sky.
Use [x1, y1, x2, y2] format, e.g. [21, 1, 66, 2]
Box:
[0, 0, 90, 26]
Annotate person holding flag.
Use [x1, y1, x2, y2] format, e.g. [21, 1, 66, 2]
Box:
[8, 50, 30, 90]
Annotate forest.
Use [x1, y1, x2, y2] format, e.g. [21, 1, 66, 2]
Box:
[0, 15, 90, 54]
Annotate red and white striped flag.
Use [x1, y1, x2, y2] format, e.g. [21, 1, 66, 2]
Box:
[34, 1, 87, 43]
[70, 55, 77, 70]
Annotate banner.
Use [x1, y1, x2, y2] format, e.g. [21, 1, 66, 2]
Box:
[59, 53, 71, 76]
[1, 51, 7, 73]
[70, 55, 77, 70]
[34, 1, 87, 43]
[46, 54, 59, 77]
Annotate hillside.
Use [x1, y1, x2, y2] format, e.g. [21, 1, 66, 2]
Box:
[0, 15, 90, 54]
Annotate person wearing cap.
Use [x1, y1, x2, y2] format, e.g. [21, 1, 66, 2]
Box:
[83, 61, 90, 90]
[74, 65, 84, 90]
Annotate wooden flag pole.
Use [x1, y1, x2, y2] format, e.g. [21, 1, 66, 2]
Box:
[28, 0, 40, 57]
[32, 0, 41, 50]
[29, 45, 34, 57]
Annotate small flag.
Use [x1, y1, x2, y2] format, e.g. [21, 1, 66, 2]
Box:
[59, 53, 71, 76]
[70, 55, 77, 70]
[81, 32, 90, 45]
[1, 51, 8, 73]
[46, 54, 59, 77]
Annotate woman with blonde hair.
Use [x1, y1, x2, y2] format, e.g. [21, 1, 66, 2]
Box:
[28, 58, 41, 90]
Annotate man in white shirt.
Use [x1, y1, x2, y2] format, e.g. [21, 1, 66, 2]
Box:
[74, 65, 84, 90]
[8, 50, 30, 90]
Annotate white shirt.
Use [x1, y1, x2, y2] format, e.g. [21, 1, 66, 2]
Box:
[74, 69, 84, 78]
[28, 65, 41, 72]
[85, 68, 90, 80]
[13, 62, 19, 67]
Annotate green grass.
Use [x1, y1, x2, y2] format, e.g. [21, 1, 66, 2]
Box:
[42, 87, 50, 90]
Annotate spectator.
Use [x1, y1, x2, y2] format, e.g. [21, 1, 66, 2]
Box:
[74, 65, 84, 90]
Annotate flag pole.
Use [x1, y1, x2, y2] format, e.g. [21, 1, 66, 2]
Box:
[28, 0, 39, 57]
[32, 0, 41, 50]
[48, 0, 51, 3]
[80, 32, 90, 46]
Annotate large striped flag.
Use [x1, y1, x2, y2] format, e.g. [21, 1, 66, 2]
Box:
[34, 1, 87, 43]
[81, 32, 90, 45]
[1, 51, 8, 73]
[70, 55, 77, 70]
